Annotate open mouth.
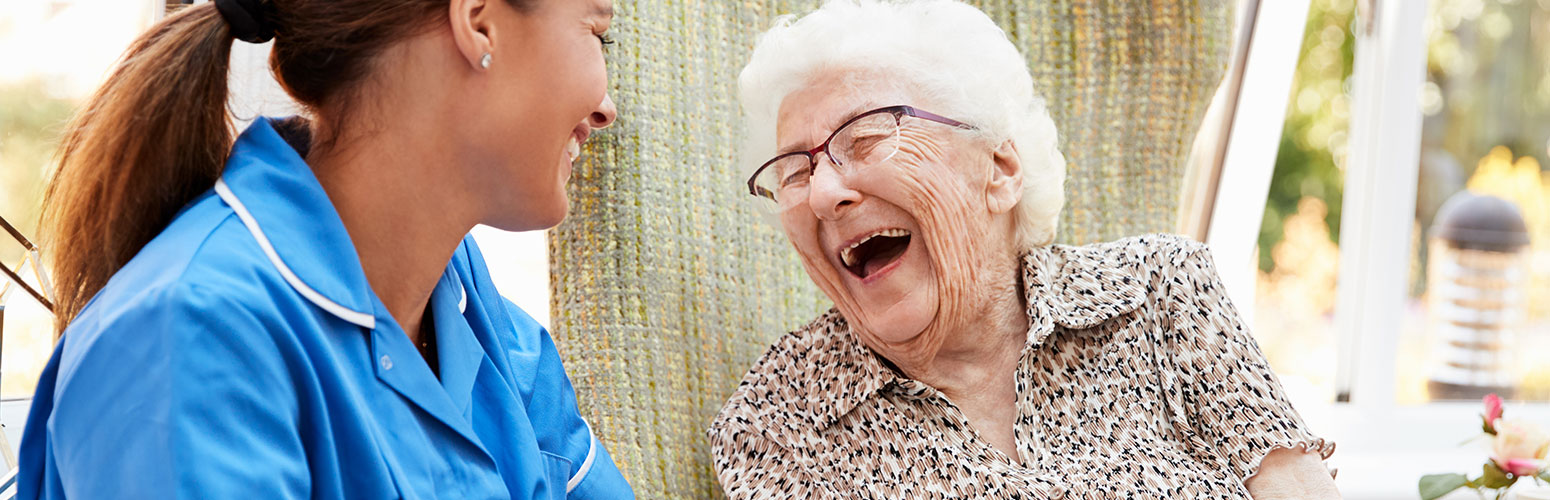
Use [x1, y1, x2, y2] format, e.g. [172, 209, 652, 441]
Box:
[839, 228, 912, 279]
[565, 135, 582, 163]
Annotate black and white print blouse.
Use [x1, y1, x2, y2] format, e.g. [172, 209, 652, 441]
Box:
[708, 234, 1334, 499]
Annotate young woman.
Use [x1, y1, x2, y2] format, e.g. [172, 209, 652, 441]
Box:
[20, 0, 632, 498]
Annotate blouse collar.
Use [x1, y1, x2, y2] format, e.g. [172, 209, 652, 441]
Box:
[756, 243, 1149, 445]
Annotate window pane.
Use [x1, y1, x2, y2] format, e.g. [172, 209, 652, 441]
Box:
[1252, 0, 1355, 406]
[1399, 0, 1550, 404]
[0, 0, 156, 399]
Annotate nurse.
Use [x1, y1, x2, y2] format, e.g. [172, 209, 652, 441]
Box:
[20, 0, 631, 498]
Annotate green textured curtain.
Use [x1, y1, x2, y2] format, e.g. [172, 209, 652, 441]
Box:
[549, 1, 1232, 498]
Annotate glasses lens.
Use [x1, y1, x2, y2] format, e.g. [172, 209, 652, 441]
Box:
[753, 154, 813, 205]
[831, 112, 901, 169]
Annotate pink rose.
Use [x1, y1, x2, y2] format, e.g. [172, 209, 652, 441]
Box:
[1502, 458, 1544, 477]
[1483, 394, 1504, 434]
[1492, 417, 1549, 476]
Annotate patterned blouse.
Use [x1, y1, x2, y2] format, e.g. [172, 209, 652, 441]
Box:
[708, 234, 1334, 499]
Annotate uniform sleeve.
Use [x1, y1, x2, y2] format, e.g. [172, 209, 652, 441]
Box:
[45, 282, 309, 499]
[502, 299, 634, 499]
[1162, 244, 1335, 483]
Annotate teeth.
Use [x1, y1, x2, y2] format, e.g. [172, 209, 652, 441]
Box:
[566, 137, 582, 162]
[839, 228, 911, 268]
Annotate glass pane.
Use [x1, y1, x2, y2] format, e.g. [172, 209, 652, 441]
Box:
[1398, 0, 1550, 404]
[1251, 0, 1355, 406]
[1, 249, 55, 401]
[0, 0, 157, 399]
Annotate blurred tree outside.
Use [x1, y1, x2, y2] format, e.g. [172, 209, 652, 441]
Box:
[1249, 0, 1356, 404]
[1412, 0, 1550, 403]
[1258, 0, 1355, 274]
[0, 80, 73, 265]
[1255, 0, 1550, 403]
[1257, 0, 1550, 274]
[0, 81, 74, 399]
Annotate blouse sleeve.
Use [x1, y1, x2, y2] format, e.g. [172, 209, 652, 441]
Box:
[1161, 243, 1335, 483]
[708, 415, 841, 500]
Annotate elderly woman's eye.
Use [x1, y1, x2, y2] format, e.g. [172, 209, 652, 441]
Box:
[848, 133, 893, 161]
[779, 167, 811, 187]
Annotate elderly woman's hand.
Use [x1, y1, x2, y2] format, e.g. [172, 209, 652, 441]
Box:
[1246, 447, 1343, 499]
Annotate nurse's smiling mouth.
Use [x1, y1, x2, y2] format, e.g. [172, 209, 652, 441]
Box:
[565, 126, 592, 164]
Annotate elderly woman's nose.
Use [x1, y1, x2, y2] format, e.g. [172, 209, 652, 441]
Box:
[806, 160, 861, 220]
[588, 94, 618, 130]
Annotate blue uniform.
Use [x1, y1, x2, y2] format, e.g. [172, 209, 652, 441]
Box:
[19, 118, 634, 499]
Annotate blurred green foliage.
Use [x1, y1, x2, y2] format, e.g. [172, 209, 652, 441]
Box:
[1, 80, 75, 264]
[1261, 0, 1550, 273]
[1259, 0, 1355, 272]
[1424, 0, 1550, 173]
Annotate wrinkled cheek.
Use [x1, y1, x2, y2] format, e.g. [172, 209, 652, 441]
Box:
[896, 170, 989, 331]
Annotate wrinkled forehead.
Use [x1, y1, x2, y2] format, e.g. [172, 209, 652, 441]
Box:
[774, 69, 922, 152]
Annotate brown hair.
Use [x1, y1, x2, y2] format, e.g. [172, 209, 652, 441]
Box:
[41, 0, 526, 331]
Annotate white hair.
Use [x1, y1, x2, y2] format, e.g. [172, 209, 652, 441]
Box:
[738, 0, 1067, 249]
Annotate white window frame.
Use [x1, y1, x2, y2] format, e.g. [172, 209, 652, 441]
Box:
[1196, 0, 1550, 496]
[1318, 1, 1550, 496]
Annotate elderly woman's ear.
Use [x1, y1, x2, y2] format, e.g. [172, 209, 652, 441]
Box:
[985, 140, 1024, 214]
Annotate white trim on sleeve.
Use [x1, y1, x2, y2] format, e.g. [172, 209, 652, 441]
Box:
[566, 419, 599, 493]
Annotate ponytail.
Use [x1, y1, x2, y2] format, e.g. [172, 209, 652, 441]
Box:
[42, 5, 235, 331]
[42, 0, 515, 333]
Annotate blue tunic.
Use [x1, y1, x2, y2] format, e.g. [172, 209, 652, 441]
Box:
[19, 118, 634, 499]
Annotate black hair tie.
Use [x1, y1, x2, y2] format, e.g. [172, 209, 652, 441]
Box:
[214, 0, 276, 44]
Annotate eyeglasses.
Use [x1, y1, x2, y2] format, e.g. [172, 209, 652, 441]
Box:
[746, 105, 975, 209]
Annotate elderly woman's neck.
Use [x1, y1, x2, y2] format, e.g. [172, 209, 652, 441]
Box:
[902, 252, 1029, 394]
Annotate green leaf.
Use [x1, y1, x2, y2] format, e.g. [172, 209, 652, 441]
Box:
[1480, 462, 1519, 489]
[1538, 469, 1550, 484]
[1419, 473, 1471, 500]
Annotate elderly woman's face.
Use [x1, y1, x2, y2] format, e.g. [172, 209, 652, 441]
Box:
[775, 71, 1024, 354]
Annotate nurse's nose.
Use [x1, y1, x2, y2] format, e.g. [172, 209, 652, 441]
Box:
[589, 94, 617, 130]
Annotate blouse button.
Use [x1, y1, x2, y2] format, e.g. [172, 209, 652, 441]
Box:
[379, 355, 394, 370]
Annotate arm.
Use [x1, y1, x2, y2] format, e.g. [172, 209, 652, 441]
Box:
[502, 299, 633, 499]
[47, 283, 308, 499]
[1162, 243, 1338, 496]
[1246, 448, 1341, 499]
[707, 421, 837, 500]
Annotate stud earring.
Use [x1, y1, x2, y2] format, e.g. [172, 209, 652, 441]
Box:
[480, 53, 492, 69]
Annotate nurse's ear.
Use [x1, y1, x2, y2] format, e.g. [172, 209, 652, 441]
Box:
[448, 0, 496, 72]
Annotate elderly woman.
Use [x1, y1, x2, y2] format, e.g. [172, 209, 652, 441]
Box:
[709, 1, 1340, 498]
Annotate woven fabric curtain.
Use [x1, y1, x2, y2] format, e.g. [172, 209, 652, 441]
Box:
[549, 1, 1233, 498]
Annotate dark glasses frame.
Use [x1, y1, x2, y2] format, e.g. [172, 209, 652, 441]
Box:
[746, 105, 975, 200]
